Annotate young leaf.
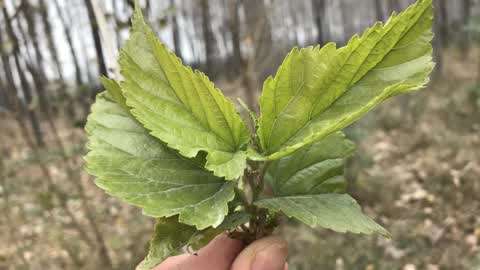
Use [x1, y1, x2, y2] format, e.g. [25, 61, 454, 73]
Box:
[265, 132, 355, 196]
[258, 132, 387, 236]
[85, 94, 234, 229]
[138, 212, 252, 270]
[257, 0, 433, 160]
[120, 5, 249, 180]
[101, 77, 127, 109]
[137, 217, 197, 270]
[255, 194, 390, 237]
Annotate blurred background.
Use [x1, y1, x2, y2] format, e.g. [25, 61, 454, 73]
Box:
[0, 0, 479, 269]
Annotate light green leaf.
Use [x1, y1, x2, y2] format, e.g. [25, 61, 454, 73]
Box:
[137, 211, 251, 270]
[255, 194, 390, 237]
[257, 0, 433, 160]
[120, 5, 250, 180]
[101, 77, 127, 110]
[265, 132, 355, 196]
[259, 133, 387, 236]
[137, 217, 197, 270]
[217, 211, 251, 230]
[85, 94, 234, 229]
[188, 210, 250, 250]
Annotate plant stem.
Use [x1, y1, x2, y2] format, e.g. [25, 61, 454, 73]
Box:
[232, 161, 275, 243]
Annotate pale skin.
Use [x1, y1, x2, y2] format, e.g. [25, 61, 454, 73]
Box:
[152, 235, 288, 270]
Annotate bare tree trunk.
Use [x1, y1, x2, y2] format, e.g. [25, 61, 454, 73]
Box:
[437, 0, 449, 47]
[83, 0, 108, 77]
[433, 0, 443, 77]
[461, 0, 472, 55]
[38, 0, 64, 82]
[339, 0, 355, 43]
[19, 3, 61, 122]
[228, 0, 242, 74]
[288, 1, 300, 45]
[387, 0, 401, 13]
[37, 0, 79, 119]
[1, 7, 45, 147]
[226, 0, 255, 109]
[14, 57, 46, 147]
[53, 0, 83, 86]
[170, 0, 183, 60]
[374, 0, 385, 21]
[200, 0, 216, 75]
[311, 0, 326, 45]
[243, 0, 273, 79]
[0, 76, 10, 111]
[21, 1, 47, 78]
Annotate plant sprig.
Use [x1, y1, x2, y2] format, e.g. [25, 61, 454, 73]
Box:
[84, 0, 434, 269]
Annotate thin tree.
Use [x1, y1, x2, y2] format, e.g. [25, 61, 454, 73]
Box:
[83, 0, 108, 77]
[288, 1, 300, 45]
[19, 2, 59, 120]
[311, 0, 327, 45]
[227, 0, 243, 73]
[387, 0, 401, 12]
[1, 6, 45, 147]
[461, 0, 472, 54]
[38, 0, 64, 82]
[52, 0, 83, 86]
[170, 0, 183, 60]
[433, 0, 444, 76]
[374, 0, 385, 21]
[437, 0, 449, 47]
[20, 1, 48, 81]
[200, 0, 216, 75]
[243, 0, 273, 79]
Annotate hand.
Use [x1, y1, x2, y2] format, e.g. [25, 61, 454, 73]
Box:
[154, 234, 288, 270]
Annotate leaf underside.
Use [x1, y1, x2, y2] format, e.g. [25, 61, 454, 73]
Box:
[265, 132, 355, 196]
[85, 93, 234, 230]
[256, 194, 390, 237]
[120, 5, 249, 180]
[258, 132, 388, 237]
[136, 217, 197, 270]
[257, 0, 434, 160]
[137, 211, 251, 270]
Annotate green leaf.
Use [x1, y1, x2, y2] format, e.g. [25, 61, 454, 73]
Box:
[217, 211, 252, 230]
[137, 211, 251, 270]
[257, 0, 433, 160]
[137, 217, 197, 270]
[258, 133, 387, 236]
[85, 94, 234, 229]
[265, 132, 355, 196]
[101, 77, 127, 110]
[255, 194, 390, 237]
[188, 210, 251, 250]
[120, 5, 250, 180]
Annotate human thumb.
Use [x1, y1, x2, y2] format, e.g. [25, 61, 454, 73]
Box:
[231, 236, 288, 270]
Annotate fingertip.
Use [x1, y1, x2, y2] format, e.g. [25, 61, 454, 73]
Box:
[200, 233, 244, 256]
[231, 236, 288, 270]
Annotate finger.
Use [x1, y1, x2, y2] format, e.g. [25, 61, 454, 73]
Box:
[154, 254, 189, 269]
[231, 236, 288, 270]
[155, 234, 244, 270]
